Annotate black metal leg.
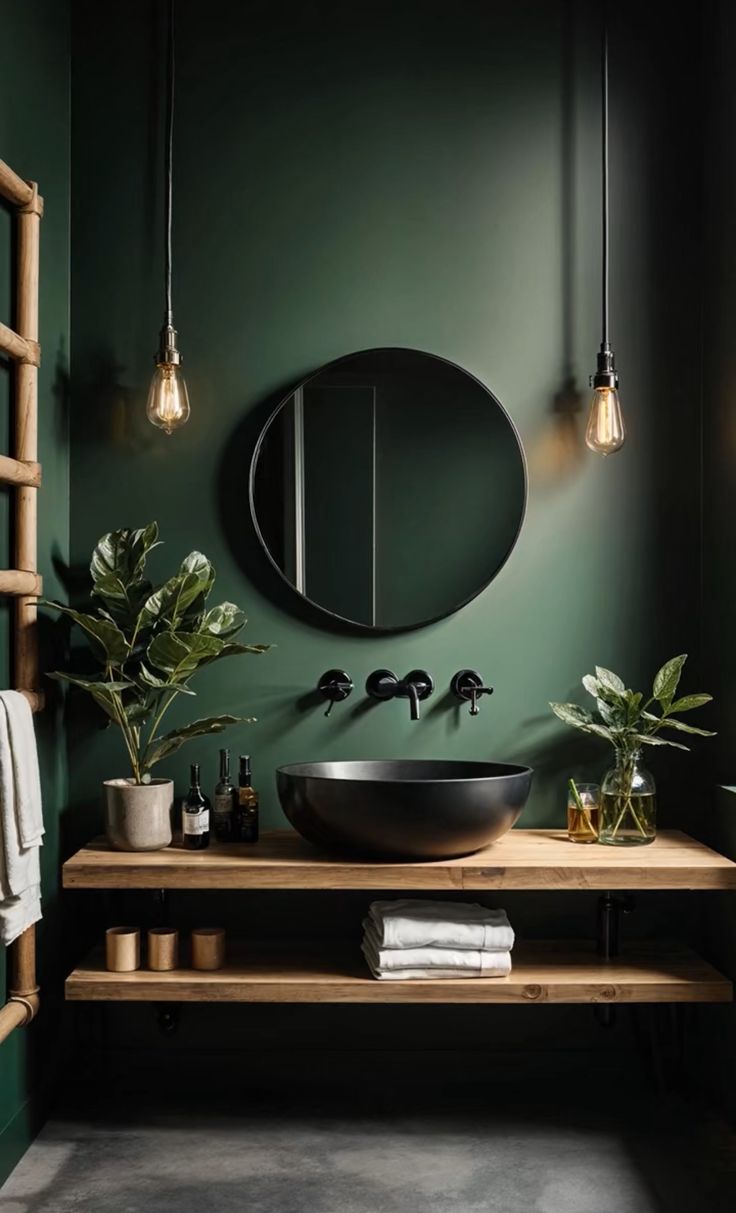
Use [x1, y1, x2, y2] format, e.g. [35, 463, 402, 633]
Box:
[594, 891, 635, 1027]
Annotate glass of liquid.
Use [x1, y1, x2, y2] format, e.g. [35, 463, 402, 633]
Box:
[567, 781, 601, 844]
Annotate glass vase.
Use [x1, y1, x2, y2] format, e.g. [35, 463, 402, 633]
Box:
[599, 752, 656, 846]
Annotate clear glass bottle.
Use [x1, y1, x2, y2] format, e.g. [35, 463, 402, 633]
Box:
[599, 751, 656, 846]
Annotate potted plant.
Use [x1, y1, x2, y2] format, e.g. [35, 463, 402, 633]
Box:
[550, 655, 714, 846]
[44, 523, 268, 851]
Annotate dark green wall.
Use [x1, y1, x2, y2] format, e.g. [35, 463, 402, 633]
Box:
[0, 0, 70, 1186]
[65, 0, 708, 1077]
[69, 0, 702, 822]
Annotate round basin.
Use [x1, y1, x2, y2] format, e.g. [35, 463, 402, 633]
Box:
[276, 759, 533, 861]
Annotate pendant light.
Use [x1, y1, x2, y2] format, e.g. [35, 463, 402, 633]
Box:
[146, 0, 191, 435]
[585, 7, 624, 455]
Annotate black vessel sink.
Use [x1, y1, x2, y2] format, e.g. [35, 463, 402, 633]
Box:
[276, 759, 533, 861]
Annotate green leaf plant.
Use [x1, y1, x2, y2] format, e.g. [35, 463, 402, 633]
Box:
[43, 523, 269, 785]
[550, 656, 715, 840]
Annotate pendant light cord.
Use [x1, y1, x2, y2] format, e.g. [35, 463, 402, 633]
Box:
[601, 4, 609, 349]
[164, 0, 175, 327]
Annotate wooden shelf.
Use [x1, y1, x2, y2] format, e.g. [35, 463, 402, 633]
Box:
[65, 940, 732, 1005]
[62, 829, 736, 892]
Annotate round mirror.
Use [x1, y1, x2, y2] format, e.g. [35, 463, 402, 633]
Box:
[250, 348, 526, 631]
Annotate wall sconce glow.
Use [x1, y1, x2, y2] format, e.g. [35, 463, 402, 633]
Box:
[148, 0, 190, 435]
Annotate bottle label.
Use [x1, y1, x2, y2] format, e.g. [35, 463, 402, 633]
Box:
[183, 809, 209, 835]
[213, 794, 233, 818]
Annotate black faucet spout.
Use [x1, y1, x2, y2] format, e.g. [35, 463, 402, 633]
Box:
[400, 681, 424, 721]
[365, 668, 434, 720]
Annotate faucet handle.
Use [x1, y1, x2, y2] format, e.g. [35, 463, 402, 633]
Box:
[403, 670, 434, 701]
[317, 669, 353, 717]
[451, 669, 494, 716]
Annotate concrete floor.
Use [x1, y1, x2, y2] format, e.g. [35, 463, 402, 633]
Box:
[2, 1084, 735, 1213]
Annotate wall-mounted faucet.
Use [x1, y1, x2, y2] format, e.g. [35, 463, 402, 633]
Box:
[451, 669, 494, 716]
[366, 669, 434, 721]
[317, 669, 353, 717]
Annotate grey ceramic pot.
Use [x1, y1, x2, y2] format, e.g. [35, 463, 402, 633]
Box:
[104, 778, 173, 852]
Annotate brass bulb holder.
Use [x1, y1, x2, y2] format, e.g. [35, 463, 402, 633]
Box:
[155, 321, 182, 367]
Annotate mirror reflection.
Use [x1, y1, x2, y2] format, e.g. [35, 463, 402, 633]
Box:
[250, 348, 526, 631]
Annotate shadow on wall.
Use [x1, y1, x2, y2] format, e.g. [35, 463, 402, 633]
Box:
[528, 0, 587, 487]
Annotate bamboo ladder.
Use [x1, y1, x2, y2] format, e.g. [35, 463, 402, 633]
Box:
[0, 157, 44, 1046]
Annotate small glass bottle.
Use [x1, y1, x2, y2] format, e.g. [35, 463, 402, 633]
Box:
[212, 748, 235, 843]
[599, 751, 656, 846]
[182, 762, 210, 850]
[236, 755, 259, 844]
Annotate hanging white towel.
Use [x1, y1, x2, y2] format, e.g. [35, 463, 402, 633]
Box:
[367, 899, 514, 952]
[0, 691, 43, 945]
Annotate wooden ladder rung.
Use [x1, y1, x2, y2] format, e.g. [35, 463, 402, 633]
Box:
[0, 159, 34, 208]
[0, 570, 42, 596]
[0, 454, 41, 488]
[0, 322, 39, 366]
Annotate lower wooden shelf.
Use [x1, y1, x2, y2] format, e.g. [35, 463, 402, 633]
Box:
[65, 940, 733, 1006]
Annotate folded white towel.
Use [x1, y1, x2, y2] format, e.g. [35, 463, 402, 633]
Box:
[0, 691, 43, 945]
[367, 899, 514, 952]
[362, 933, 512, 980]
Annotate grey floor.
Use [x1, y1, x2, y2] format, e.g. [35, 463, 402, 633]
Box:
[2, 1084, 735, 1213]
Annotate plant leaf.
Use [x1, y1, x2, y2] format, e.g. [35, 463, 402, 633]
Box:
[585, 722, 615, 742]
[144, 714, 246, 769]
[136, 663, 195, 696]
[202, 602, 246, 639]
[582, 674, 600, 698]
[146, 631, 225, 678]
[550, 702, 592, 728]
[90, 523, 160, 586]
[595, 667, 626, 694]
[48, 672, 133, 722]
[139, 557, 214, 631]
[653, 654, 687, 704]
[632, 732, 690, 751]
[669, 693, 713, 713]
[550, 702, 612, 740]
[90, 572, 154, 629]
[42, 602, 130, 664]
[660, 717, 716, 737]
[196, 640, 270, 669]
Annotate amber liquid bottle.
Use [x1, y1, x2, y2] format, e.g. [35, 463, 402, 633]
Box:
[236, 755, 259, 843]
[182, 762, 210, 850]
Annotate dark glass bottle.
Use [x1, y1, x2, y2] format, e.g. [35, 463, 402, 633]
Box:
[182, 762, 210, 850]
[212, 748, 235, 843]
[236, 755, 259, 844]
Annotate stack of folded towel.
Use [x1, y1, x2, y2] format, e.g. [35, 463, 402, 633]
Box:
[362, 899, 514, 980]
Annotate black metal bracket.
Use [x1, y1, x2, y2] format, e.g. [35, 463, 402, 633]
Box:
[594, 890, 635, 1028]
[156, 1003, 180, 1034]
[153, 888, 169, 925]
[596, 891, 635, 960]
